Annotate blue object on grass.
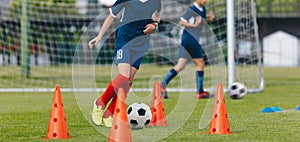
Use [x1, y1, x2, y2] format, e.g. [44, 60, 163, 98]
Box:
[271, 106, 283, 112]
[260, 107, 275, 113]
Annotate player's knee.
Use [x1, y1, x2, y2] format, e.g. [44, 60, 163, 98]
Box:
[195, 64, 204, 70]
[193, 59, 204, 69]
[175, 64, 185, 72]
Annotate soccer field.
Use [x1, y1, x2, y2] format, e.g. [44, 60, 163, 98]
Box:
[0, 67, 300, 142]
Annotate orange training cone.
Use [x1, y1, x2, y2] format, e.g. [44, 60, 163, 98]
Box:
[108, 88, 132, 142]
[44, 85, 71, 139]
[208, 83, 231, 134]
[149, 81, 168, 126]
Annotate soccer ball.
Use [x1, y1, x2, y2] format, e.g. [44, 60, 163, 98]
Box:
[127, 102, 152, 129]
[228, 82, 247, 99]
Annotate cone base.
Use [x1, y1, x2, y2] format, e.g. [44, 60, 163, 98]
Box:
[208, 131, 232, 135]
[206, 132, 233, 135]
[43, 136, 71, 140]
[44, 132, 71, 140]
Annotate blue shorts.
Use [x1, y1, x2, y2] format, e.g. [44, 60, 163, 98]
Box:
[114, 28, 150, 69]
[114, 47, 144, 69]
[179, 38, 203, 59]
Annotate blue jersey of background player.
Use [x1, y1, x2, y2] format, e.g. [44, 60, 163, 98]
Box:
[161, 0, 215, 99]
[181, 2, 206, 45]
[89, 0, 161, 127]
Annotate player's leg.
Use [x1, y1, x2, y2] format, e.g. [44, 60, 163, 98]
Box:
[161, 58, 188, 88]
[193, 58, 205, 93]
[184, 41, 211, 99]
[194, 59, 211, 98]
[192, 54, 212, 99]
[192, 58, 207, 97]
[92, 65, 130, 126]
[102, 53, 142, 127]
[101, 64, 134, 127]
[161, 46, 189, 99]
[91, 76, 128, 126]
[95, 46, 132, 106]
[104, 55, 142, 117]
[91, 47, 131, 126]
[174, 58, 189, 72]
[96, 69, 130, 107]
[102, 66, 136, 123]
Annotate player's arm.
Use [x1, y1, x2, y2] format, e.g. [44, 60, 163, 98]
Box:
[179, 8, 201, 28]
[89, 0, 124, 48]
[179, 16, 202, 28]
[143, 7, 161, 35]
[89, 14, 114, 48]
[205, 10, 215, 23]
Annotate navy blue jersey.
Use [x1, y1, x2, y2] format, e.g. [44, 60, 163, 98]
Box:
[109, 0, 161, 69]
[110, 0, 161, 52]
[110, 0, 161, 36]
[181, 2, 206, 42]
[179, 2, 207, 59]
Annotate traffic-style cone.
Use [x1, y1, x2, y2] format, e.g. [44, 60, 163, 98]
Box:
[208, 83, 231, 134]
[149, 81, 168, 126]
[44, 85, 71, 139]
[108, 88, 132, 142]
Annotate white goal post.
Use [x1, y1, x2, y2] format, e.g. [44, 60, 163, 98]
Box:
[227, 0, 264, 93]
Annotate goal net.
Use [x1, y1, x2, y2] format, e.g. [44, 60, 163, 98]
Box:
[0, 0, 263, 93]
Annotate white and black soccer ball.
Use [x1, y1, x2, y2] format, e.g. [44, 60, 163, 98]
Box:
[127, 102, 152, 129]
[228, 82, 247, 99]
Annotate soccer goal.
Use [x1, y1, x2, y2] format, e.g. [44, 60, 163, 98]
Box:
[0, 0, 263, 93]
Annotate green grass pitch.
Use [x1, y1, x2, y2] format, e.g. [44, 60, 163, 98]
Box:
[0, 67, 300, 141]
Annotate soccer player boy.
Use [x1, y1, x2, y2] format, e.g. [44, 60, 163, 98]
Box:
[88, 0, 161, 127]
[161, 0, 215, 99]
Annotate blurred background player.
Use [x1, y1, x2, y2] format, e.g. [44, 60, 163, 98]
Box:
[160, 0, 215, 99]
[89, 0, 161, 127]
